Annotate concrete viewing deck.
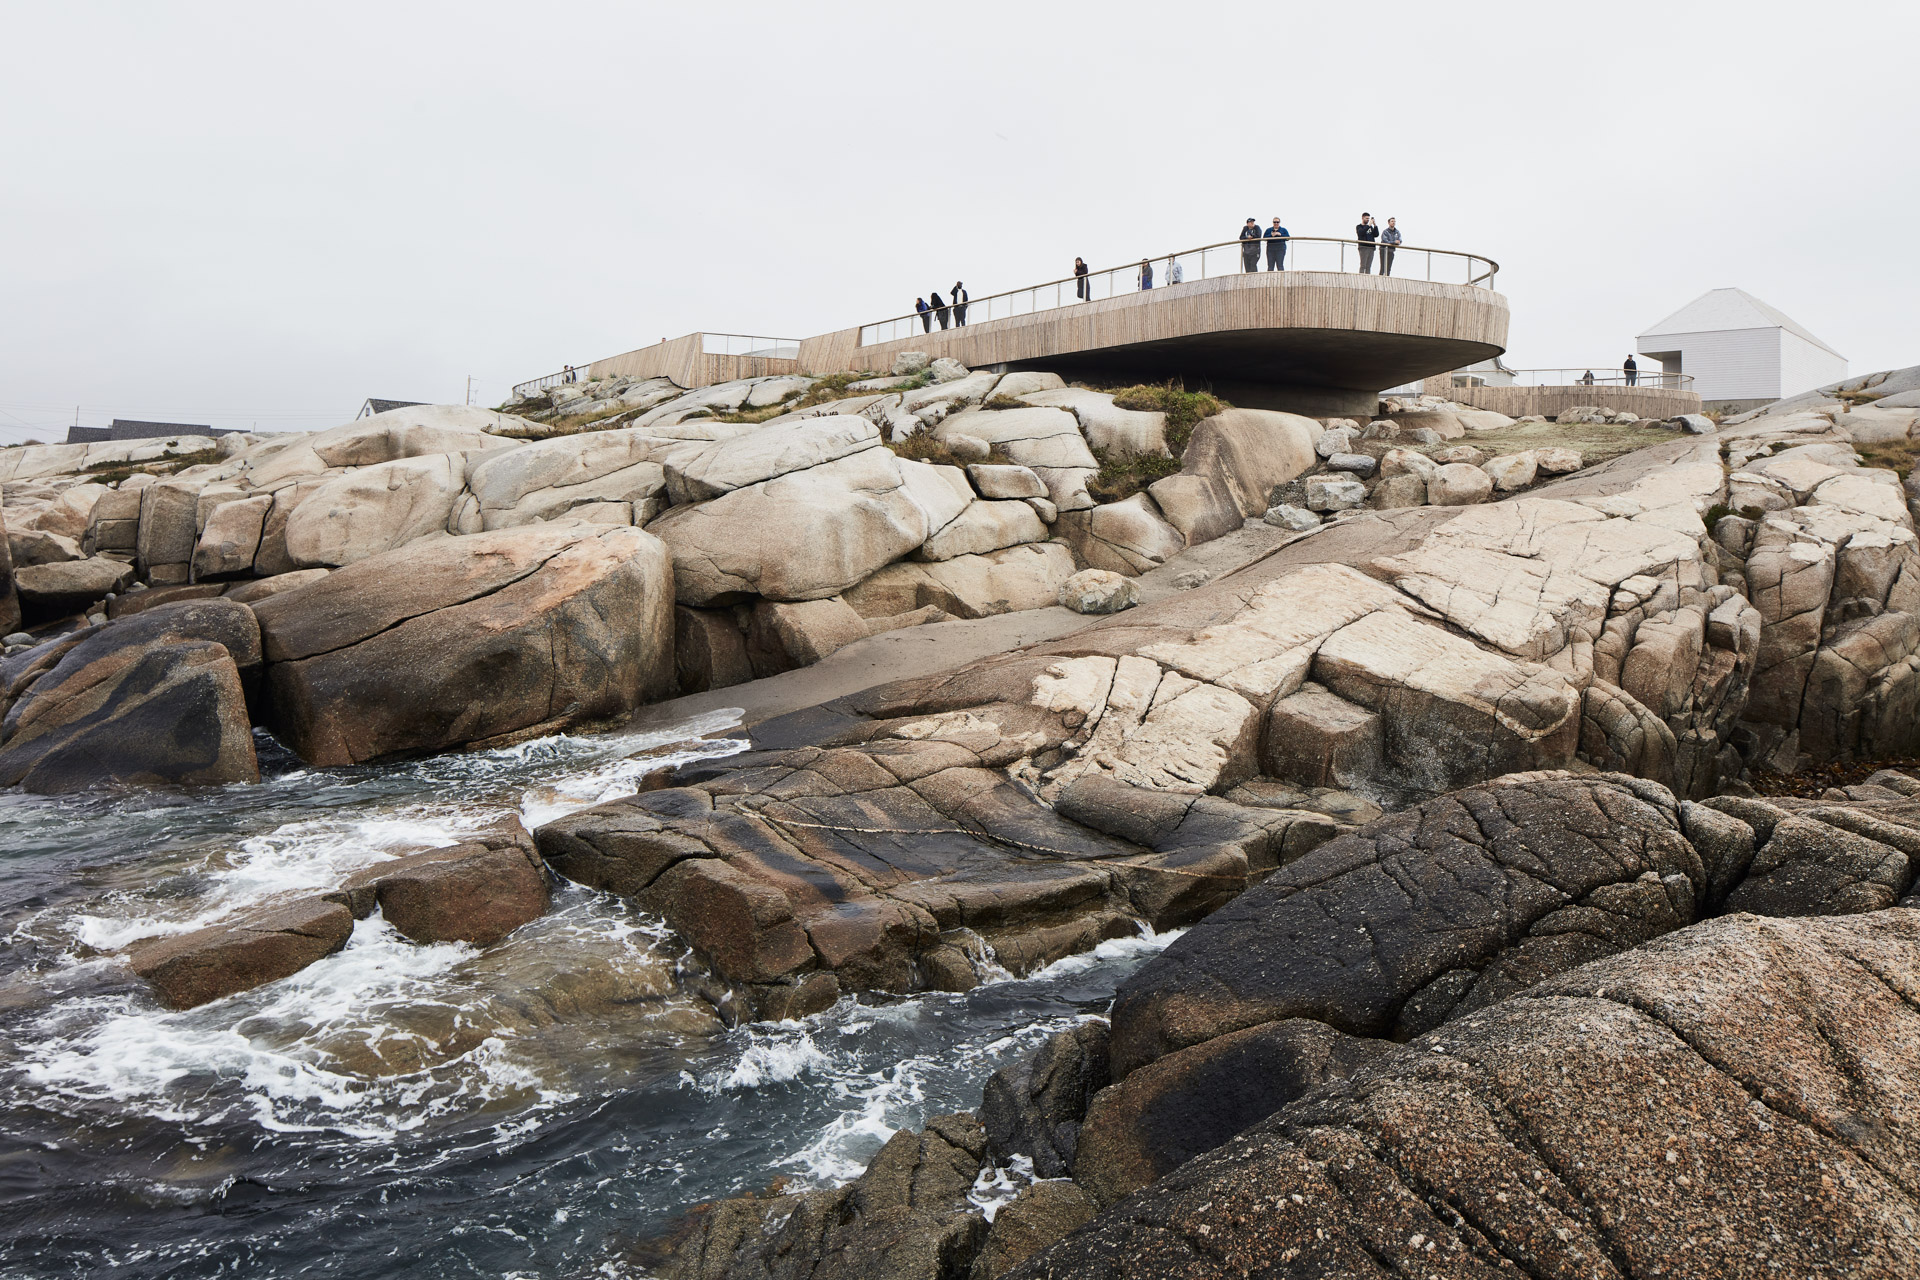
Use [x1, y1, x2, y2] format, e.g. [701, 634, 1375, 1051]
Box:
[800, 271, 1507, 417]
[546, 237, 1510, 417]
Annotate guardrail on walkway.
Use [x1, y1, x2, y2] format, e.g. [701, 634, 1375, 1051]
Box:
[858, 236, 1499, 347]
[701, 332, 802, 359]
[511, 368, 587, 399]
[1457, 368, 1693, 390]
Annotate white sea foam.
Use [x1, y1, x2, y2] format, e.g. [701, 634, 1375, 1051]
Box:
[968, 1154, 1036, 1222]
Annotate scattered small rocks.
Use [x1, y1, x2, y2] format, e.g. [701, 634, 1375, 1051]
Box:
[892, 351, 931, 376]
[1534, 446, 1584, 474]
[1326, 453, 1377, 477]
[1431, 444, 1487, 467]
[1426, 462, 1494, 506]
[1314, 427, 1358, 459]
[1481, 452, 1538, 491]
[1670, 413, 1715, 434]
[929, 357, 969, 383]
[1172, 569, 1211, 590]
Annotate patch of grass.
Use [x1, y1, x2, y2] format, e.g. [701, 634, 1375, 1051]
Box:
[1703, 503, 1732, 532]
[982, 394, 1025, 411]
[80, 447, 225, 481]
[885, 433, 1010, 469]
[88, 467, 136, 486]
[1107, 381, 1227, 458]
[1086, 445, 1182, 504]
[1853, 438, 1920, 480]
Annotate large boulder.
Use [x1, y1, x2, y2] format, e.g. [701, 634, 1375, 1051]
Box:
[843, 543, 1078, 620]
[253, 524, 674, 765]
[1053, 495, 1185, 575]
[465, 426, 670, 530]
[1177, 410, 1319, 517]
[647, 448, 931, 604]
[1018, 389, 1168, 457]
[0, 599, 263, 793]
[1106, 773, 1703, 1076]
[331, 824, 549, 945]
[917, 500, 1047, 561]
[1015, 911, 1920, 1280]
[936, 407, 1098, 511]
[664, 415, 882, 504]
[128, 897, 354, 1009]
[282, 453, 469, 567]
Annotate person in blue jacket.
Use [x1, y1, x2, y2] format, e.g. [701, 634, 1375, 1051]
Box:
[1264, 217, 1289, 270]
[1138, 258, 1154, 290]
[915, 297, 931, 332]
[1238, 218, 1262, 272]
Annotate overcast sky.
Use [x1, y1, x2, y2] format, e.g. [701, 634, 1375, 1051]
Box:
[1, 0, 1913, 443]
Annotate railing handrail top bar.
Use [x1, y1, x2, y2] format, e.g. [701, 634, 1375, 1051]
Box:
[701, 331, 804, 342]
[860, 235, 1498, 332]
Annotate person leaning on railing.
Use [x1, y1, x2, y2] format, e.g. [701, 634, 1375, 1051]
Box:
[1239, 219, 1262, 272]
[915, 297, 931, 332]
[1380, 218, 1401, 276]
[1264, 217, 1288, 270]
[931, 291, 950, 329]
[1073, 257, 1089, 300]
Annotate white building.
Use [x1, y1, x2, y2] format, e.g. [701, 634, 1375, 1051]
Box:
[1636, 288, 1846, 407]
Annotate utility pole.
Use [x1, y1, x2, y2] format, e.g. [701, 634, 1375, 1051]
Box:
[465, 376, 478, 407]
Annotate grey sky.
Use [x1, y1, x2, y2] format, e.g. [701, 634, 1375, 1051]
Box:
[1, 0, 1913, 444]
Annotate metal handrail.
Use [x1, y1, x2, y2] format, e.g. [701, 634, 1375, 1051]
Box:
[859, 235, 1499, 346]
[511, 368, 588, 399]
[1458, 368, 1694, 390]
[700, 332, 802, 359]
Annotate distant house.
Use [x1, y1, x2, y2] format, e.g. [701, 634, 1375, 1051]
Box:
[357, 399, 426, 419]
[1637, 288, 1846, 409]
[64, 418, 232, 445]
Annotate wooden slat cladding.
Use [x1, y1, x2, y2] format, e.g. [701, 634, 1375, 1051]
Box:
[1451, 384, 1702, 419]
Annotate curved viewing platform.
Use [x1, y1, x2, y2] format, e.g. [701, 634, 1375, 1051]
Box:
[548, 236, 1510, 418]
[1450, 366, 1702, 419]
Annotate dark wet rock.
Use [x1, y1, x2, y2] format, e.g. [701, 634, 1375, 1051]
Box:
[0, 598, 264, 793]
[1106, 773, 1707, 1078]
[1070, 1018, 1387, 1208]
[104, 582, 223, 618]
[1706, 794, 1920, 917]
[1008, 911, 1920, 1280]
[674, 605, 753, 693]
[253, 523, 674, 765]
[0, 503, 19, 635]
[969, 1182, 1095, 1280]
[660, 1112, 990, 1280]
[13, 556, 134, 618]
[331, 821, 549, 946]
[980, 1022, 1110, 1178]
[536, 731, 1307, 1019]
[128, 897, 353, 1009]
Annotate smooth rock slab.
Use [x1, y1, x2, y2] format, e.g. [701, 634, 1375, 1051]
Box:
[130, 898, 354, 1009]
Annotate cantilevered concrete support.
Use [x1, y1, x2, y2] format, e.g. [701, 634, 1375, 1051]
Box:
[797, 273, 1508, 417]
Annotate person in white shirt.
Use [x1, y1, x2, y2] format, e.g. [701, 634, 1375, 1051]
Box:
[1166, 256, 1184, 285]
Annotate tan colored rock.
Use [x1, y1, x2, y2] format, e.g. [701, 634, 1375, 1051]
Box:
[282, 453, 466, 568]
[14, 557, 135, 614]
[192, 495, 273, 579]
[1017, 388, 1168, 456]
[223, 569, 330, 604]
[255, 524, 674, 764]
[1178, 410, 1319, 517]
[1378, 447, 1437, 481]
[129, 898, 353, 1009]
[1811, 471, 1909, 524]
[1534, 446, 1583, 474]
[7, 528, 83, 567]
[1481, 450, 1538, 490]
[844, 542, 1077, 620]
[648, 448, 930, 604]
[757, 596, 872, 666]
[1144, 473, 1241, 546]
[664, 415, 882, 504]
[936, 406, 1098, 511]
[1056, 568, 1139, 615]
[1426, 462, 1493, 505]
[1368, 474, 1428, 509]
[917, 500, 1047, 561]
[1054, 495, 1185, 576]
[966, 463, 1047, 500]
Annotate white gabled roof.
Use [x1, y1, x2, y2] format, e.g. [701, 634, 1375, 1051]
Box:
[1638, 288, 1845, 359]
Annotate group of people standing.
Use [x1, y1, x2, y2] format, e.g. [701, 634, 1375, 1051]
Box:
[914, 283, 969, 332]
[911, 214, 1417, 323]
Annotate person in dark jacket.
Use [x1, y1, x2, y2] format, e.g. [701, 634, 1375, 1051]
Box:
[1379, 217, 1402, 275]
[916, 297, 931, 332]
[1355, 213, 1379, 273]
[1138, 258, 1154, 291]
[1581, 369, 1595, 385]
[1073, 257, 1090, 300]
[931, 291, 949, 329]
[952, 282, 969, 326]
[1264, 217, 1289, 270]
[1239, 218, 1261, 272]
[1624, 354, 1638, 386]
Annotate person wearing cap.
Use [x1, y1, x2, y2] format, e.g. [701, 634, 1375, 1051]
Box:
[1380, 217, 1402, 275]
[1239, 218, 1261, 273]
[1264, 217, 1289, 270]
[1355, 213, 1380, 273]
[1624, 354, 1639, 386]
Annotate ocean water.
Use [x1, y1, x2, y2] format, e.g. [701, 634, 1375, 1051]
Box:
[0, 714, 1174, 1278]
